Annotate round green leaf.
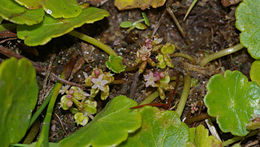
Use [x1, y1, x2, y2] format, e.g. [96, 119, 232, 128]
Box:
[106, 55, 126, 73]
[59, 95, 142, 147]
[204, 70, 260, 136]
[14, 0, 82, 18]
[17, 7, 109, 46]
[0, 0, 44, 25]
[120, 21, 133, 28]
[120, 106, 189, 147]
[235, 0, 260, 59]
[250, 60, 260, 86]
[0, 58, 38, 147]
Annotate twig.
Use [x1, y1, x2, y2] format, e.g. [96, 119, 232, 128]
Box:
[152, 10, 166, 37]
[185, 113, 210, 125]
[166, 7, 190, 45]
[129, 71, 140, 98]
[0, 46, 45, 72]
[50, 73, 85, 89]
[39, 54, 56, 104]
[54, 113, 68, 136]
[0, 46, 87, 89]
[0, 38, 17, 44]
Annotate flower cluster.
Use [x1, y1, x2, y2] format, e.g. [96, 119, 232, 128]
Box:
[60, 86, 97, 126]
[143, 71, 174, 100]
[85, 68, 114, 100]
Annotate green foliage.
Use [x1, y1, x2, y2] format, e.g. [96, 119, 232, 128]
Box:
[120, 106, 189, 147]
[106, 55, 126, 73]
[204, 70, 260, 136]
[14, 0, 82, 18]
[187, 125, 222, 147]
[120, 12, 150, 33]
[156, 43, 175, 69]
[235, 0, 260, 59]
[250, 60, 260, 86]
[17, 7, 109, 46]
[0, 0, 44, 25]
[0, 58, 38, 147]
[59, 95, 142, 147]
[114, 0, 166, 10]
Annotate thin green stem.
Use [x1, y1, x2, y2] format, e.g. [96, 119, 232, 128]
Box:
[199, 44, 244, 66]
[140, 91, 159, 105]
[176, 74, 191, 117]
[172, 53, 196, 64]
[223, 130, 258, 146]
[71, 97, 83, 109]
[69, 31, 117, 56]
[183, 0, 198, 21]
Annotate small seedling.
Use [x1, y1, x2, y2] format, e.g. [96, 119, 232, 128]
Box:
[156, 42, 175, 69]
[60, 86, 97, 126]
[84, 69, 114, 100]
[120, 12, 150, 33]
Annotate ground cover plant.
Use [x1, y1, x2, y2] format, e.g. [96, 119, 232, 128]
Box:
[0, 0, 259, 147]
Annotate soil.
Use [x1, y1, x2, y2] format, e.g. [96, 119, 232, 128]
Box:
[1, 0, 259, 146]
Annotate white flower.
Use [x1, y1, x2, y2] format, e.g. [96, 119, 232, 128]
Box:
[144, 72, 156, 87]
[91, 74, 108, 91]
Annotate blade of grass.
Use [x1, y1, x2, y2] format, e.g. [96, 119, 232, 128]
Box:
[36, 55, 76, 147]
[36, 78, 64, 147]
[183, 0, 198, 21]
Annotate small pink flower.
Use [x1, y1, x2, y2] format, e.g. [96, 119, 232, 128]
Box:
[153, 72, 160, 81]
[145, 38, 153, 49]
[138, 46, 151, 61]
[94, 69, 100, 77]
[91, 74, 108, 91]
[144, 72, 156, 87]
[191, 103, 198, 114]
